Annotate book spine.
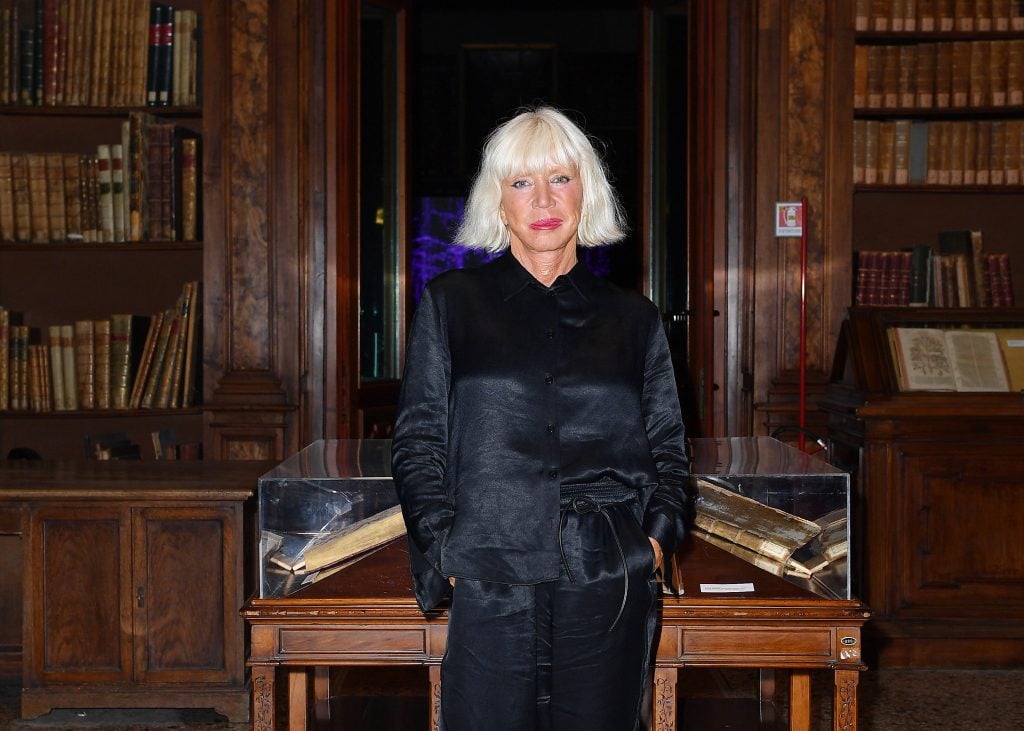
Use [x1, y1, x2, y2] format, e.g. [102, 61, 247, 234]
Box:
[140, 308, 172, 408]
[19, 28, 35, 105]
[61, 152, 82, 240]
[96, 144, 114, 241]
[128, 310, 161, 409]
[11, 153, 32, 241]
[157, 4, 172, 106]
[73, 318, 94, 409]
[93, 318, 111, 409]
[0, 8, 10, 106]
[145, 1, 160, 105]
[47, 324, 65, 410]
[110, 143, 125, 242]
[179, 136, 198, 241]
[109, 313, 132, 409]
[180, 280, 200, 407]
[55, 0, 69, 105]
[59, 323, 77, 409]
[0, 151, 14, 242]
[44, 151, 66, 241]
[26, 152, 50, 242]
[0, 308, 8, 411]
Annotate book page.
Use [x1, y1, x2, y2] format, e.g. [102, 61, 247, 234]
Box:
[891, 327, 956, 391]
[944, 330, 1010, 392]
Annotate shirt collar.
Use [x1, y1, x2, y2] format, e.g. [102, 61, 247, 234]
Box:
[493, 251, 597, 302]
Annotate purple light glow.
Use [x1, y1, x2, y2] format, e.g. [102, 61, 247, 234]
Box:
[411, 197, 614, 304]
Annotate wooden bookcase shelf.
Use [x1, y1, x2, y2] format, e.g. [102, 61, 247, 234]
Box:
[0, 0, 208, 461]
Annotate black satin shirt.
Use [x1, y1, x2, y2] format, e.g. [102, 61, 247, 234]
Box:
[391, 252, 691, 610]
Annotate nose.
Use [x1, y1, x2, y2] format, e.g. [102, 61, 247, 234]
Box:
[533, 181, 554, 208]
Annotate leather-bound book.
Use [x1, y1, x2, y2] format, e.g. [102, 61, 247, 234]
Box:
[42, 0, 58, 106]
[129, 0, 149, 106]
[75, 0, 94, 106]
[915, 42, 936, 108]
[110, 143, 125, 241]
[128, 110, 152, 240]
[935, 42, 953, 107]
[0, 152, 14, 242]
[73, 319, 94, 409]
[140, 306, 173, 408]
[11, 153, 31, 241]
[93, 318, 111, 410]
[47, 324, 66, 411]
[178, 135, 199, 240]
[990, 39, 1008, 107]
[109, 0, 127, 107]
[44, 152, 65, 240]
[96, 144, 114, 241]
[0, 307, 9, 411]
[156, 4, 173, 106]
[54, 0, 68, 105]
[180, 281, 200, 407]
[59, 323, 77, 410]
[145, 1, 160, 105]
[26, 152, 50, 242]
[1009, 40, 1024, 107]
[109, 313, 142, 409]
[19, 27, 35, 105]
[128, 310, 160, 409]
[962, 120, 978, 185]
[61, 152, 83, 240]
[146, 120, 173, 240]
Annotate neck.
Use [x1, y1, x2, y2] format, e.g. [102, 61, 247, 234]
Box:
[509, 244, 578, 287]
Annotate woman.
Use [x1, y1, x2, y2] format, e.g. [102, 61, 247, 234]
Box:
[392, 106, 691, 731]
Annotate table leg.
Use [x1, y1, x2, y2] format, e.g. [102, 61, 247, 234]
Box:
[833, 668, 859, 731]
[251, 665, 276, 731]
[788, 670, 811, 731]
[652, 667, 678, 731]
[429, 665, 442, 731]
[287, 667, 309, 731]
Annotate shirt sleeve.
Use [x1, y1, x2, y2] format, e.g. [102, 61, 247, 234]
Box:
[391, 286, 455, 611]
[640, 308, 693, 562]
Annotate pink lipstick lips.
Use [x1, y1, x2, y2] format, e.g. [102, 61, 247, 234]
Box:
[529, 218, 563, 230]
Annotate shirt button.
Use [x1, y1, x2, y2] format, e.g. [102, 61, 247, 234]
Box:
[546, 423, 555, 433]
[548, 469, 558, 479]
[544, 374, 553, 384]
[545, 329, 554, 338]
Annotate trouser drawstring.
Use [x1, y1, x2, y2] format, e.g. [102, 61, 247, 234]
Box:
[558, 493, 631, 633]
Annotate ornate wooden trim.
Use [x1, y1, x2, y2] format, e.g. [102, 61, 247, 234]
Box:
[653, 667, 677, 731]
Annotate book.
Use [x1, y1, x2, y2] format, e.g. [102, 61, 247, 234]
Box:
[177, 132, 200, 241]
[993, 329, 1024, 391]
[180, 280, 200, 407]
[26, 152, 49, 242]
[300, 504, 407, 574]
[128, 310, 162, 409]
[44, 152, 65, 240]
[96, 144, 114, 242]
[93, 318, 111, 410]
[109, 313, 133, 409]
[62, 152, 83, 241]
[47, 324, 65, 411]
[890, 327, 1011, 392]
[10, 153, 31, 242]
[110, 143, 125, 242]
[0, 151, 13, 242]
[59, 323, 77, 410]
[140, 305, 174, 408]
[0, 307, 9, 411]
[938, 229, 985, 307]
[73, 319, 95, 408]
[693, 476, 823, 568]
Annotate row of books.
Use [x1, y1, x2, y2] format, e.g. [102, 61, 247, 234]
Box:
[854, 40, 1024, 111]
[0, 112, 201, 243]
[855, 0, 1024, 32]
[888, 326, 1024, 392]
[0, 279, 200, 413]
[854, 230, 1016, 307]
[853, 118, 1024, 186]
[0, 0, 201, 108]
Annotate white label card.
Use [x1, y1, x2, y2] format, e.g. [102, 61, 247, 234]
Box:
[699, 582, 756, 593]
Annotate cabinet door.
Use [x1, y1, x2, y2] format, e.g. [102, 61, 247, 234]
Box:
[891, 442, 1024, 619]
[132, 505, 242, 684]
[26, 506, 133, 684]
[0, 507, 23, 679]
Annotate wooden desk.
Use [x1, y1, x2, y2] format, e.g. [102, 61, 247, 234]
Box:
[244, 537, 869, 731]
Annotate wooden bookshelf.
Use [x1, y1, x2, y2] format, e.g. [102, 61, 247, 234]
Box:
[850, 1, 1024, 309]
[0, 0, 206, 460]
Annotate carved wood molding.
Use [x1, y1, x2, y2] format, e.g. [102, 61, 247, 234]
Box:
[653, 668, 677, 731]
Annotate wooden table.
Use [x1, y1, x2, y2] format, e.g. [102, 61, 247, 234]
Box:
[244, 536, 869, 730]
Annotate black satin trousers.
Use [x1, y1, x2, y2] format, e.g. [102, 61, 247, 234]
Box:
[440, 488, 660, 731]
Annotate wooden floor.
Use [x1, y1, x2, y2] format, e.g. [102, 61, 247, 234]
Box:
[5, 666, 1024, 729]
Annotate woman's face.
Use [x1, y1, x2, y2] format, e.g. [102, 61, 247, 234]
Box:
[499, 164, 583, 258]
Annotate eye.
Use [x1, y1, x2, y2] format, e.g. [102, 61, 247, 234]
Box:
[551, 174, 572, 184]
[509, 179, 531, 189]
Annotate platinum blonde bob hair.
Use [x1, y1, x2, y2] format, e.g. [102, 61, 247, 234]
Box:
[454, 106, 627, 252]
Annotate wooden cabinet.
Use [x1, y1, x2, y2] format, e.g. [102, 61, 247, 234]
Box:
[0, 459, 272, 721]
[821, 306, 1024, 667]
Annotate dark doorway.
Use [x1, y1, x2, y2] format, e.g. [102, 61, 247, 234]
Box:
[409, 3, 648, 296]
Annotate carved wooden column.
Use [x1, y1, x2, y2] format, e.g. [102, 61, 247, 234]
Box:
[203, 0, 310, 460]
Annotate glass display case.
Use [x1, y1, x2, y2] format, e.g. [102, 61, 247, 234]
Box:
[690, 436, 851, 600]
[257, 437, 850, 600]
